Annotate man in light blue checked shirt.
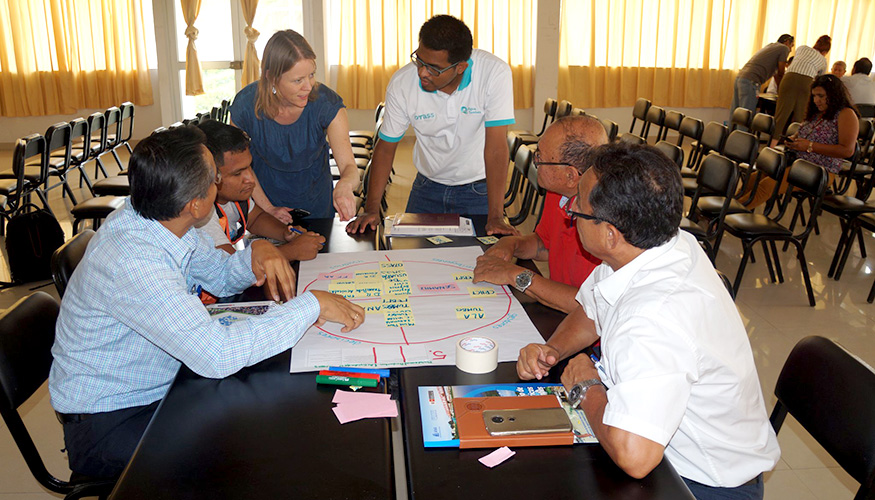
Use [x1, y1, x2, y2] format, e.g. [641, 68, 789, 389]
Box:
[49, 126, 365, 479]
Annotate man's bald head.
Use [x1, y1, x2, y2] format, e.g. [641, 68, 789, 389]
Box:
[548, 115, 609, 173]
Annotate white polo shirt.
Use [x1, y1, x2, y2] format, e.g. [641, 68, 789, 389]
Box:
[378, 49, 515, 186]
[576, 231, 780, 487]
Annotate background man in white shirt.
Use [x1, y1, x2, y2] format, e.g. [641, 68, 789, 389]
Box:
[517, 142, 780, 499]
[842, 58, 875, 106]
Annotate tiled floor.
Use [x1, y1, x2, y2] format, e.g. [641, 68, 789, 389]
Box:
[0, 138, 872, 499]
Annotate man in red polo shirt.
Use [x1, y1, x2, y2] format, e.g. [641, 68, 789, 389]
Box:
[473, 116, 606, 313]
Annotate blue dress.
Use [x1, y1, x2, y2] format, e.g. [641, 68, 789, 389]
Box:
[230, 83, 345, 218]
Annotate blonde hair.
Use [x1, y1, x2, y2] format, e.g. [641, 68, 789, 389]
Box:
[255, 30, 319, 120]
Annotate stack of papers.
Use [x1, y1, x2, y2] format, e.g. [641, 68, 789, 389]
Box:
[331, 390, 398, 424]
[384, 216, 475, 237]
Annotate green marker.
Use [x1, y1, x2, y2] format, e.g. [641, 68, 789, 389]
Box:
[316, 374, 379, 388]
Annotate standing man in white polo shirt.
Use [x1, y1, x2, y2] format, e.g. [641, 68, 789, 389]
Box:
[347, 15, 518, 236]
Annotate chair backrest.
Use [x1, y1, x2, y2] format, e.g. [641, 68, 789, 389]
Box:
[729, 107, 753, 131]
[555, 100, 573, 120]
[118, 102, 135, 143]
[12, 135, 48, 201]
[750, 113, 775, 140]
[570, 107, 585, 117]
[513, 143, 533, 178]
[857, 118, 874, 148]
[599, 118, 618, 142]
[654, 140, 684, 168]
[104, 106, 122, 148]
[696, 153, 737, 196]
[643, 105, 666, 141]
[700, 121, 728, 153]
[857, 103, 875, 118]
[87, 111, 108, 158]
[741, 147, 786, 213]
[631, 98, 651, 121]
[221, 99, 231, 123]
[44, 121, 72, 171]
[776, 159, 827, 232]
[68, 118, 90, 166]
[677, 116, 704, 147]
[543, 97, 558, 117]
[0, 292, 69, 494]
[51, 230, 95, 297]
[506, 133, 522, 162]
[771, 336, 875, 498]
[786, 122, 802, 137]
[618, 133, 645, 145]
[661, 110, 684, 141]
[722, 130, 759, 166]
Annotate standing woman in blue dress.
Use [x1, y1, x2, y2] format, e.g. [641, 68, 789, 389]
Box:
[230, 30, 358, 222]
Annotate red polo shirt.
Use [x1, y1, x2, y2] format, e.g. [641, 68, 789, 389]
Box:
[534, 192, 601, 287]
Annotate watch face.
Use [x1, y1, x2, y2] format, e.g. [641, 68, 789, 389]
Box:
[568, 385, 582, 405]
[516, 271, 532, 289]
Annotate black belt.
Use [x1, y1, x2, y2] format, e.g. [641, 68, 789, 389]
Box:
[56, 412, 91, 424]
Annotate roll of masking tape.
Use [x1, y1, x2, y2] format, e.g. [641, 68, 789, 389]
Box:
[456, 336, 498, 374]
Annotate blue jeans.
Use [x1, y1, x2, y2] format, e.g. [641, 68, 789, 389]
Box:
[683, 473, 764, 500]
[405, 173, 489, 214]
[731, 77, 760, 129]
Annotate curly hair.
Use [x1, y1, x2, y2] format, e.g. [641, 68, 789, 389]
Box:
[806, 74, 858, 121]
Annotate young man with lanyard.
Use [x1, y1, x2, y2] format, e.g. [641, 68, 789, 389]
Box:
[197, 120, 325, 259]
[472, 116, 606, 313]
[347, 14, 518, 236]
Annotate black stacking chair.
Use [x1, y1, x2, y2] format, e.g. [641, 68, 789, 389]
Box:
[599, 118, 618, 142]
[555, 100, 573, 120]
[659, 110, 685, 142]
[509, 98, 558, 146]
[822, 165, 875, 281]
[220, 99, 231, 123]
[504, 133, 524, 205]
[834, 118, 874, 196]
[688, 121, 728, 171]
[722, 159, 827, 305]
[770, 336, 875, 500]
[676, 116, 704, 149]
[115, 102, 136, 156]
[5, 134, 53, 214]
[681, 153, 739, 261]
[0, 292, 116, 499]
[750, 113, 775, 144]
[36, 122, 79, 205]
[857, 103, 875, 118]
[858, 214, 875, 303]
[628, 98, 651, 136]
[641, 105, 666, 143]
[84, 112, 110, 182]
[506, 146, 536, 226]
[722, 130, 760, 191]
[102, 106, 124, 171]
[728, 107, 753, 132]
[654, 140, 684, 168]
[570, 107, 585, 116]
[617, 133, 645, 145]
[50, 230, 95, 298]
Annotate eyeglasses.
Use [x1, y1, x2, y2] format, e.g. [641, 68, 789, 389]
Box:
[533, 150, 573, 169]
[563, 196, 612, 225]
[410, 52, 461, 77]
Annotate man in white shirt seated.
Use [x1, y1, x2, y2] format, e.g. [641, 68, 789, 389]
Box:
[842, 58, 875, 106]
[197, 120, 325, 259]
[517, 142, 780, 499]
[49, 125, 365, 478]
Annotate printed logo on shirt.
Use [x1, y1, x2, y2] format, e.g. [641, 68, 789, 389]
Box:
[414, 112, 436, 121]
[461, 106, 482, 115]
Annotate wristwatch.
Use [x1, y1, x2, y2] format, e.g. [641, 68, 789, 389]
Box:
[807, 141, 814, 153]
[567, 378, 605, 408]
[513, 269, 535, 292]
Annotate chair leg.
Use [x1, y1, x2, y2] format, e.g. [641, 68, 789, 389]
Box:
[761, 241, 777, 283]
[770, 240, 784, 283]
[111, 149, 124, 170]
[834, 226, 859, 281]
[868, 275, 875, 303]
[828, 220, 851, 278]
[857, 228, 867, 258]
[793, 241, 816, 307]
[733, 244, 752, 298]
[62, 177, 79, 205]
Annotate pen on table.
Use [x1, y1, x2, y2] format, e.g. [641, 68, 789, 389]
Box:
[590, 354, 608, 379]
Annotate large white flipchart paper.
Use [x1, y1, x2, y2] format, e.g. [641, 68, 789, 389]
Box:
[290, 246, 545, 372]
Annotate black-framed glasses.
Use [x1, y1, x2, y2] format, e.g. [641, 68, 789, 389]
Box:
[533, 149, 573, 169]
[410, 52, 461, 77]
[563, 196, 612, 224]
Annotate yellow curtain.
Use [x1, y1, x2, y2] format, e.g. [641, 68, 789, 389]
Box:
[332, 0, 533, 109]
[180, 0, 203, 96]
[559, 0, 875, 109]
[0, 0, 153, 117]
[240, 0, 260, 87]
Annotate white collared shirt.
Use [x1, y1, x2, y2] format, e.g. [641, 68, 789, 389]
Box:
[576, 231, 780, 487]
[378, 49, 515, 186]
[842, 73, 875, 105]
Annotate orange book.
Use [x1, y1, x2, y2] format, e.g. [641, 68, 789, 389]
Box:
[453, 395, 575, 449]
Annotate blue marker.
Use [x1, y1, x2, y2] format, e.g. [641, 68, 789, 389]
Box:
[328, 366, 390, 378]
[589, 354, 608, 380]
[289, 227, 304, 235]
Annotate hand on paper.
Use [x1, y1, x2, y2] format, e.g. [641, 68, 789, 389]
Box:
[517, 343, 560, 380]
[250, 240, 297, 301]
[473, 254, 520, 286]
[311, 290, 366, 333]
[560, 353, 599, 392]
[485, 216, 520, 237]
[346, 211, 380, 233]
[279, 230, 325, 261]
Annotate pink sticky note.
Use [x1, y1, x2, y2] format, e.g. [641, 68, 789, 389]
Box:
[333, 390, 392, 405]
[416, 282, 461, 294]
[332, 405, 361, 424]
[332, 390, 398, 424]
[479, 447, 516, 468]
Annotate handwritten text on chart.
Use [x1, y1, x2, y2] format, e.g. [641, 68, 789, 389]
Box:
[319, 272, 353, 280]
[455, 306, 485, 320]
[467, 287, 496, 297]
[417, 282, 460, 293]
